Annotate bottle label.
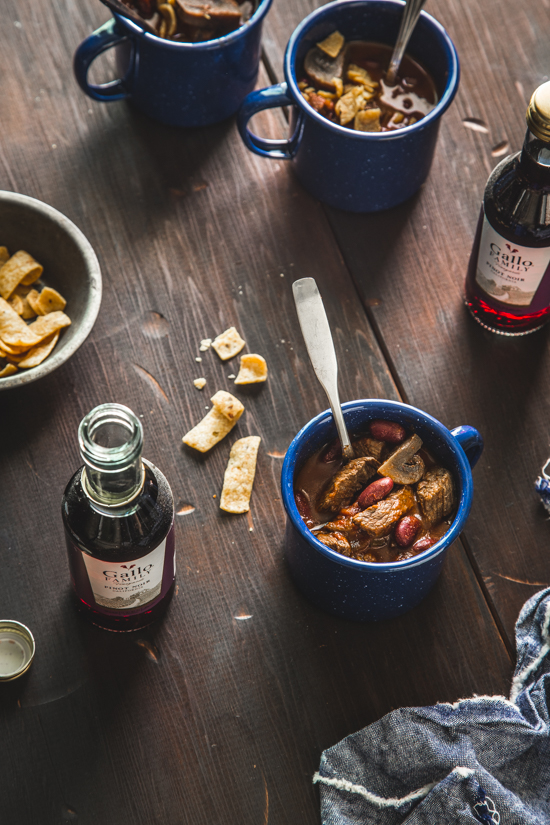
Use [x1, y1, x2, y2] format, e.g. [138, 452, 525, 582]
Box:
[475, 216, 550, 306]
[81, 539, 167, 611]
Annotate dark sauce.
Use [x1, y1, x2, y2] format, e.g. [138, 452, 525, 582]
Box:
[300, 40, 437, 132]
[294, 439, 454, 564]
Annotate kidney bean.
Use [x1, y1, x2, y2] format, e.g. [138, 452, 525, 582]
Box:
[295, 491, 313, 525]
[370, 419, 406, 444]
[394, 515, 421, 548]
[320, 439, 342, 463]
[412, 535, 435, 553]
[357, 477, 394, 509]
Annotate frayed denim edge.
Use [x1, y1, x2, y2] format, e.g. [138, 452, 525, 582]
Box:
[312, 766, 474, 809]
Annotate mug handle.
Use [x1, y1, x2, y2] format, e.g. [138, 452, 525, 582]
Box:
[237, 83, 303, 160]
[451, 425, 484, 469]
[73, 19, 131, 102]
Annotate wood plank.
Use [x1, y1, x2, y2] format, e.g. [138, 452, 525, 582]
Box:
[261, 0, 550, 647]
[0, 1, 512, 823]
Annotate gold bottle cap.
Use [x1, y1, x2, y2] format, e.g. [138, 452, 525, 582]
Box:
[0, 620, 35, 681]
[526, 81, 550, 141]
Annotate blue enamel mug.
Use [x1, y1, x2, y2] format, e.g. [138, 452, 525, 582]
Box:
[238, 0, 459, 212]
[73, 0, 272, 128]
[281, 400, 483, 622]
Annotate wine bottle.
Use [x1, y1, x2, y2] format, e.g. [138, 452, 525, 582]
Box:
[465, 82, 550, 334]
[62, 403, 175, 631]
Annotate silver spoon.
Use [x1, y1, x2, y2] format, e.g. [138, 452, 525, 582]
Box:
[385, 0, 428, 86]
[292, 278, 354, 461]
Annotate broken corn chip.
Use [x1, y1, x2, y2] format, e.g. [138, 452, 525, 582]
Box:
[210, 390, 244, 421]
[27, 310, 71, 343]
[8, 293, 25, 316]
[15, 331, 60, 369]
[316, 30, 345, 59]
[36, 286, 67, 315]
[347, 64, 377, 88]
[212, 327, 246, 360]
[0, 250, 43, 299]
[0, 363, 17, 378]
[0, 298, 41, 347]
[220, 436, 261, 514]
[26, 289, 43, 316]
[182, 391, 244, 452]
[234, 354, 268, 385]
[354, 108, 382, 132]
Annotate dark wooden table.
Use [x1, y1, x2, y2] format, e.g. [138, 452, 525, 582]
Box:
[1, 0, 548, 822]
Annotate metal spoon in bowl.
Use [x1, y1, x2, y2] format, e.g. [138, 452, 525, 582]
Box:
[385, 0, 428, 86]
[292, 278, 354, 461]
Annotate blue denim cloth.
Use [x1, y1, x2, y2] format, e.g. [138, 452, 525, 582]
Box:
[314, 588, 550, 824]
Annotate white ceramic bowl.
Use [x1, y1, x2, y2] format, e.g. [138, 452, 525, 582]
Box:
[0, 191, 102, 390]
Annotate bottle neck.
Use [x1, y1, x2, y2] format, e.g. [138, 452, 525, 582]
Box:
[79, 404, 145, 508]
[519, 128, 550, 185]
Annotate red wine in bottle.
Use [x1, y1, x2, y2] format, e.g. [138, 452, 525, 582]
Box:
[62, 403, 175, 631]
[465, 82, 550, 335]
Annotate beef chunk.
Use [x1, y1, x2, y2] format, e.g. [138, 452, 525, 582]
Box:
[317, 456, 379, 512]
[416, 467, 456, 525]
[353, 436, 386, 462]
[317, 531, 352, 556]
[324, 516, 355, 533]
[352, 485, 415, 537]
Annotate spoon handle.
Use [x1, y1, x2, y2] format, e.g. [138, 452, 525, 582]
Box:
[293, 278, 354, 461]
[386, 0, 428, 86]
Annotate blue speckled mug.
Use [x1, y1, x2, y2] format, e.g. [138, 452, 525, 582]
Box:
[237, 0, 459, 212]
[73, 0, 272, 128]
[281, 400, 483, 622]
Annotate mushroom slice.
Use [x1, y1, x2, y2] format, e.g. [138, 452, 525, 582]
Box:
[377, 434, 425, 485]
[304, 46, 345, 92]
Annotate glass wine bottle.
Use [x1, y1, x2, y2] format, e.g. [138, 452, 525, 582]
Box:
[465, 81, 550, 334]
[62, 403, 175, 631]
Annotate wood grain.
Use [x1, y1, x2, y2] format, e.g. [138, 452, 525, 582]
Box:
[0, 1, 514, 823]
[260, 0, 550, 648]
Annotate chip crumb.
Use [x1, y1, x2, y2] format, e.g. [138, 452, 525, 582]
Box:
[195, 356, 202, 362]
[280, 273, 284, 277]
[228, 374, 236, 379]
[212, 327, 246, 360]
[220, 436, 261, 514]
[193, 377, 206, 390]
[234, 354, 268, 385]
[199, 338, 212, 351]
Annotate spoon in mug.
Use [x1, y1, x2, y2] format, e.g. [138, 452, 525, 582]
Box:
[293, 278, 354, 461]
[99, 0, 158, 35]
[385, 0, 428, 86]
